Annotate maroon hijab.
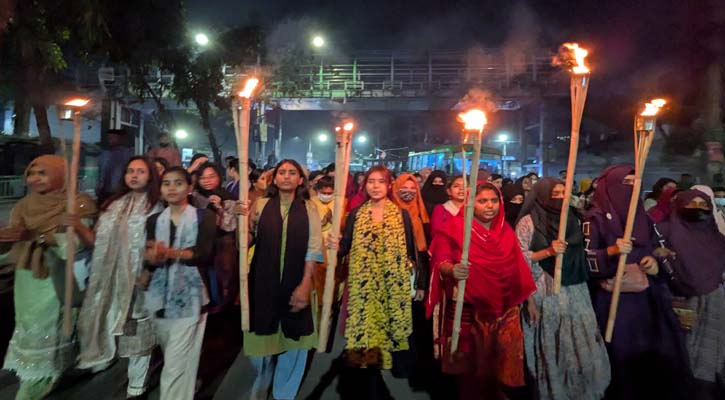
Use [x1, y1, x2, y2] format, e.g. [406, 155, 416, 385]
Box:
[659, 189, 725, 296]
[590, 165, 652, 244]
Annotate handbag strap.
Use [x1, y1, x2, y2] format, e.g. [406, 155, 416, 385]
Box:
[652, 223, 676, 279]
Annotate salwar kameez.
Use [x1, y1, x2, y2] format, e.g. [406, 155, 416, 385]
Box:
[516, 212, 610, 400]
[144, 205, 216, 400]
[245, 197, 323, 400]
[2, 155, 97, 400]
[3, 269, 74, 399]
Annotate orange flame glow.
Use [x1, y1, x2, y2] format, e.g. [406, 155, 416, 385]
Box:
[238, 78, 259, 99]
[343, 122, 354, 131]
[458, 109, 487, 131]
[650, 98, 666, 108]
[641, 99, 666, 116]
[64, 98, 90, 107]
[563, 43, 590, 74]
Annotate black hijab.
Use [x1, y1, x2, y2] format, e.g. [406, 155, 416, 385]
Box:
[502, 182, 525, 229]
[518, 177, 587, 285]
[421, 170, 449, 215]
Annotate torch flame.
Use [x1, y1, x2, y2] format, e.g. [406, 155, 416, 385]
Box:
[458, 109, 487, 131]
[641, 99, 666, 116]
[651, 98, 666, 108]
[563, 43, 590, 74]
[238, 77, 259, 99]
[64, 98, 90, 107]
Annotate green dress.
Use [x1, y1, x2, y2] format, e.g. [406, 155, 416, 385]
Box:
[3, 226, 92, 400]
[243, 197, 323, 357]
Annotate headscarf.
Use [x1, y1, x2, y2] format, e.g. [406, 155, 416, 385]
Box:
[647, 186, 676, 223]
[589, 165, 652, 244]
[8, 155, 97, 278]
[421, 170, 449, 216]
[645, 177, 677, 201]
[691, 184, 725, 235]
[195, 162, 233, 201]
[579, 177, 593, 194]
[517, 177, 587, 285]
[658, 189, 725, 296]
[515, 176, 532, 196]
[392, 173, 429, 252]
[501, 182, 525, 228]
[427, 184, 536, 318]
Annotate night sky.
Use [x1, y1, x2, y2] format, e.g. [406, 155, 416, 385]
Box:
[182, 0, 723, 162]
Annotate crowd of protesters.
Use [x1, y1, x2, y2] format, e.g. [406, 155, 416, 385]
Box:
[0, 131, 723, 400]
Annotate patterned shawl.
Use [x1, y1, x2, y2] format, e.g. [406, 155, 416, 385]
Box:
[145, 205, 208, 319]
[77, 193, 159, 368]
[345, 199, 413, 369]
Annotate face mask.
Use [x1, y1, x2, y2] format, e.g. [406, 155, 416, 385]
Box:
[549, 198, 564, 212]
[679, 208, 710, 222]
[318, 193, 334, 204]
[715, 198, 725, 207]
[397, 190, 416, 203]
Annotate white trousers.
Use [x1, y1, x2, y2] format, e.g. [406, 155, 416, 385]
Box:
[153, 313, 207, 400]
[126, 354, 151, 396]
[250, 349, 308, 400]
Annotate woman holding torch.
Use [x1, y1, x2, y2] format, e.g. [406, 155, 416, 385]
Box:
[1, 155, 97, 399]
[427, 182, 535, 400]
[584, 165, 690, 400]
[515, 177, 610, 400]
[239, 159, 323, 400]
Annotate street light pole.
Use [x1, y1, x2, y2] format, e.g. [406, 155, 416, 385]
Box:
[502, 142, 507, 176]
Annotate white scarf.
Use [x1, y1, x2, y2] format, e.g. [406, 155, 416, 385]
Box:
[691, 185, 725, 236]
[145, 205, 208, 319]
[78, 193, 160, 368]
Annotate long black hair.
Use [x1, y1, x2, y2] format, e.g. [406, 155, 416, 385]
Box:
[194, 161, 232, 200]
[101, 156, 161, 212]
[265, 159, 310, 200]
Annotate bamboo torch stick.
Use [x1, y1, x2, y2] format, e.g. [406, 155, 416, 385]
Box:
[234, 77, 259, 332]
[604, 99, 666, 342]
[62, 98, 89, 336]
[553, 43, 590, 294]
[317, 121, 354, 352]
[451, 109, 487, 354]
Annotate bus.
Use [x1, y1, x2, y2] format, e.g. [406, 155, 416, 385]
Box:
[407, 144, 502, 175]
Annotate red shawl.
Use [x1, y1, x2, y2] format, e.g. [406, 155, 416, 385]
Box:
[426, 187, 535, 318]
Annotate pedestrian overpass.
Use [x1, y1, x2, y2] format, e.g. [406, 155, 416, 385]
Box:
[96, 48, 566, 112]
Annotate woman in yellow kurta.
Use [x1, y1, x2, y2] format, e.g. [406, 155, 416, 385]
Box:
[243, 159, 323, 400]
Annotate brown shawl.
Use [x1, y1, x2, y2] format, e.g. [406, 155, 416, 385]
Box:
[7, 155, 97, 278]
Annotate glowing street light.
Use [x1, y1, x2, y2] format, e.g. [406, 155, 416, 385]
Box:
[175, 129, 188, 139]
[497, 133, 509, 142]
[312, 36, 325, 48]
[195, 33, 209, 46]
[357, 135, 367, 144]
[318, 133, 329, 143]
